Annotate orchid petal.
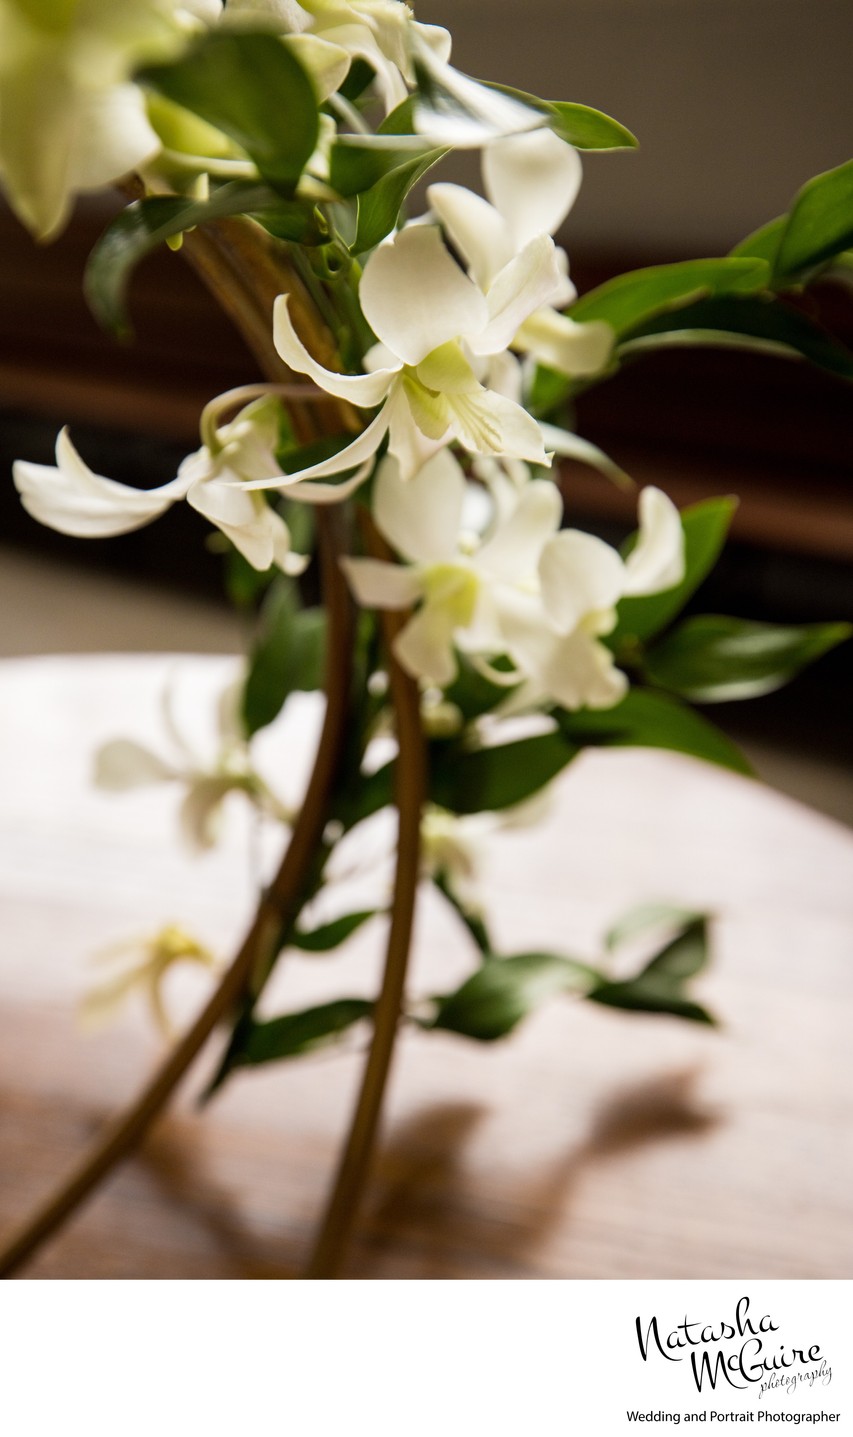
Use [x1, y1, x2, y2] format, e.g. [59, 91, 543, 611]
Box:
[319, 22, 408, 109]
[411, 37, 544, 147]
[241, 406, 390, 490]
[340, 557, 422, 610]
[273, 293, 399, 405]
[217, 678, 248, 747]
[13, 430, 190, 538]
[549, 248, 577, 309]
[514, 308, 614, 377]
[483, 349, 524, 403]
[94, 739, 177, 790]
[187, 479, 301, 572]
[448, 389, 550, 466]
[542, 629, 629, 711]
[359, 225, 487, 367]
[476, 479, 563, 582]
[68, 83, 161, 192]
[222, 0, 310, 30]
[374, 450, 466, 565]
[287, 32, 350, 100]
[471, 235, 566, 356]
[413, 340, 479, 395]
[427, 182, 514, 290]
[623, 487, 686, 595]
[394, 604, 458, 686]
[483, 130, 582, 248]
[179, 777, 234, 851]
[498, 592, 627, 711]
[79, 966, 147, 1031]
[460, 585, 506, 655]
[538, 530, 625, 633]
[411, 20, 452, 66]
[384, 382, 450, 481]
[293, 460, 374, 504]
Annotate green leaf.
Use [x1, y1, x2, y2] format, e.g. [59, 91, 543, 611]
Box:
[346, 727, 576, 826]
[140, 32, 318, 189]
[730, 216, 786, 270]
[558, 689, 752, 775]
[528, 362, 574, 418]
[611, 496, 738, 646]
[250, 203, 324, 244]
[430, 729, 578, 814]
[484, 83, 637, 150]
[291, 910, 379, 953]
[569, 258, 769, 339]
[643, 615, 851, 703]
[85, 183, 279, 335]
[605, 902, 704, 952]
[354, 146, 445, 253]
[377, 96, 417, 136]
[619, 295, 853, 381]
[242, 582, 326, 737]
[329, 134, 435, 198]
[233, 999, 374, 1068]
[775, 158, 853, 282]
[430, 951, 599, 1042]
[546, 99, 638, 151]
[589, 918, 714, 1024]
[827, 248, 853, 279]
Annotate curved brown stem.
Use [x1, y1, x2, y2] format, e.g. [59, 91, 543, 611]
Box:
[0, 512, 353, 1279]
[305, 518, 428, 1279]
[0, 216, 355, 1278]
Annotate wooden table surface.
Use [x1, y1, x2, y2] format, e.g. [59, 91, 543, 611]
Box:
[0, 654, 850, 1280]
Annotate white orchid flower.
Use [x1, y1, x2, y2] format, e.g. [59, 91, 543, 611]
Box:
[13, 390, 311, 575]
[0, 0, 198, 239]
[497, 486, 686, 711]
[428, 129, 613, 379]
[80, 924, 219, 1038]
[94, 674, 294, 851]
[420, 807, 493, 907]
[422, 790, 554, 910]
[263, 222, 561, 488]
[341, 448, 564, 686]
[343, 449, 684, 709]
[224, 0, 450, 112]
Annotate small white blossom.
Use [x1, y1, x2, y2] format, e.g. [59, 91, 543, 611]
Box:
[342, 448, 685, 709]
[0, 0, 197, 239]
[81, 924, 219, 1037]
[224, 0, 451, 111]
[421, 792, 553, 909]
[499, 486, 687, 710]
[94, 676, 293, 851]
[342, 447, 564, 687]
[258, 221, 562, 488]
[420, 806, 492, 906]
[13, 391, 308, 575]
[429, 129, 613, 379]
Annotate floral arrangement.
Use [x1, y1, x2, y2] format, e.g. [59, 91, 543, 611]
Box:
[1, 0, 850, 1278]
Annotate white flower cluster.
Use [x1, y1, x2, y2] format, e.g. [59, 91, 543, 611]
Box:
[8, 0, 686, 718]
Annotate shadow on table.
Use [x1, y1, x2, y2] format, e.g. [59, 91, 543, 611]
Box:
[357, 1066, 718, 1278]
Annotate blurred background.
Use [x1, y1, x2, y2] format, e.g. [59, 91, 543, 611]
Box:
[1, 0, 851, 817]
